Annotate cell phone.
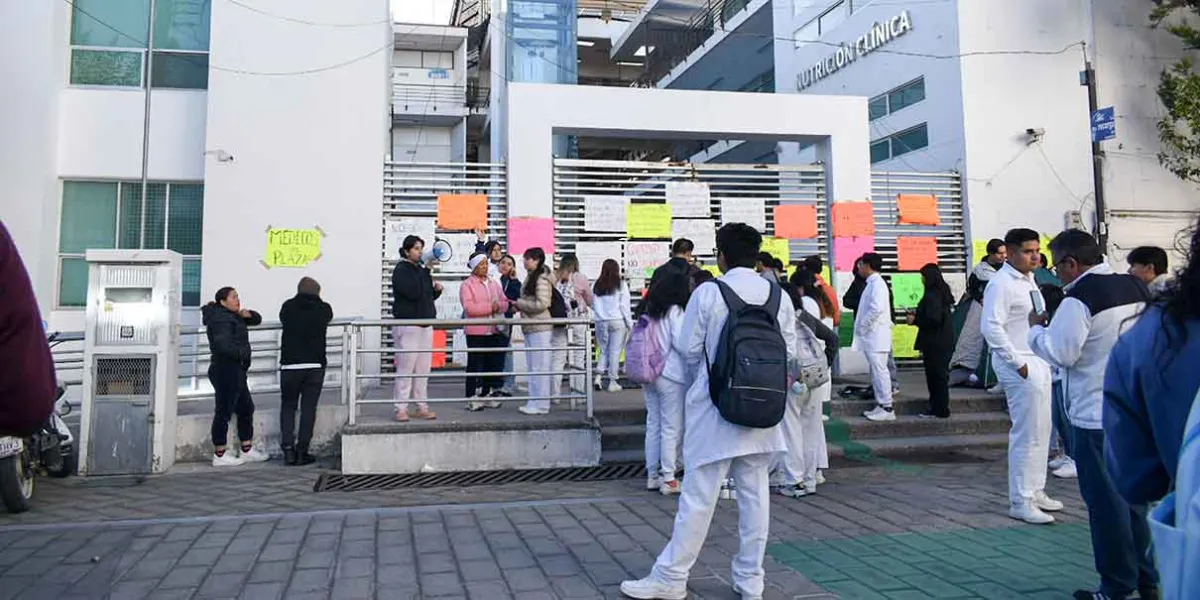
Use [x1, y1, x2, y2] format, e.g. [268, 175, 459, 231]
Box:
[1030, 290, 1046, 315]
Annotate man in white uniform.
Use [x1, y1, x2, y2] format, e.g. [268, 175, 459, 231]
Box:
[621, 223, 798, 600]
[981, 227, 1064, 524]
[855, 253, 896, 422]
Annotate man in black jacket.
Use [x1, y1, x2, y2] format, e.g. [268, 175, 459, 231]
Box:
[279, 277, 333, 465]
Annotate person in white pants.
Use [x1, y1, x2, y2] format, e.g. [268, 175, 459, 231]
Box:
[515, 248, 557, 415]
[592, 259, 633, 392]
[622, 223, 797, 600]
[854, 253, 896, 422]
[981, 228, 1063, 524]
[640, 268, 690, 495]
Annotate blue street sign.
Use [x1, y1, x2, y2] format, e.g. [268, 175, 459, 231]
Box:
[1091, 106, 1115, 142]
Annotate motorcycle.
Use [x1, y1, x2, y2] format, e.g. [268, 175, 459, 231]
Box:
[0, 332, 77, 513]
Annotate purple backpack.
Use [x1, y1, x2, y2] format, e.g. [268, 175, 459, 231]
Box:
[625, 314, 665, 384]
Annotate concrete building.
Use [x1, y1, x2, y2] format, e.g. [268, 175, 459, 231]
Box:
[626, 0, 1200, 267]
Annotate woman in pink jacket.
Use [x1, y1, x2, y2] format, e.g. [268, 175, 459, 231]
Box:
[460, 253, 510, 411]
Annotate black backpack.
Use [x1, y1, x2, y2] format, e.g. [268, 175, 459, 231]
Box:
[549, 287, 569, 320]
[705, 280, 789, 428]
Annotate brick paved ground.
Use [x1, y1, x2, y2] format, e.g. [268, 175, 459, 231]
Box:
[0, 453, 1099, 599]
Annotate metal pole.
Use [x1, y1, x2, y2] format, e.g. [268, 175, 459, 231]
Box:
[1082, 45, 1109, 253]
[139, 0, 158, 248]
[585, 321, 593, 420]
[348, 325, 359, 425]
[341, 325, 351, 406]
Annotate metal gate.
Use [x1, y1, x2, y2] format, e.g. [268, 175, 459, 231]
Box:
[552, 158, 830, 293]
[869, 170, 969, 290]
[381, 161, 507, 366]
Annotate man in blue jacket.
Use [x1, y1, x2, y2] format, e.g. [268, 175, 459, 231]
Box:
[1028, 229, 1155, 600]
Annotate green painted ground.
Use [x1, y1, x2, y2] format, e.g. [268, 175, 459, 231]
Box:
[768, 524, 1099, 599]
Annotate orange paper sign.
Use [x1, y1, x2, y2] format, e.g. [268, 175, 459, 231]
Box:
[773, 204, 819, 239]
[437, 194, 488, 230]
[897, 194, 940, 226]
[832, 202, 875, 237]
[431, 329, 448, 368]
[897, 236, 939, 271]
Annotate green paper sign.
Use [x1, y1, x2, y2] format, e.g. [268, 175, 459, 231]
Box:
[891, 273, 923, 309]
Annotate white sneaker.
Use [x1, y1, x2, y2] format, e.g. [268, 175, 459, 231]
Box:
[518, 405, 548, 416]
[815, 470, 826, 485]
[733, 582, 763, 600]
[1048, 455, 1069, 470]
[1052, 460, 1078, 479]
[239, 446, 270, 463]
[607, 381, 623, 393]
[1034, 491, 1064, 512]
[863, 405, 896, 422]
[646, 475, 661, 491]
[659, 479, 681, 496]
[987, 384, 1005, 395]
[594, 376, 603, 390]
[619, 577, 687, 600]
[1009, 502, 1055, 524]
[212, 452, 244, 467]
[821, 414, 829, 422]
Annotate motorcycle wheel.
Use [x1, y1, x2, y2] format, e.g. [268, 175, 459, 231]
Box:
[0, 455, 33, 513]
[46, 443, 76, 478]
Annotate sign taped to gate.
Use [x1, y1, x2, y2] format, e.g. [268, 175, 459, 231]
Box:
[575, 242, 624, 279]
[264, 227, 323, 268]
[385, 218, 436, 259]
[720, 198, 766, 232]
[671, 219, 716, 255]
[584, 196, 629, 232]
[437, 194, 488, 231]
[626, 242, 669, 278]
[666, 181, 711, 218]
[627, 204, 672, 238]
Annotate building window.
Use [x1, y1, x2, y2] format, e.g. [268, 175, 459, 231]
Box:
[738, 69, 775, 93]
[869, 123, 929, 164]
[868, 77, 925, 121]
[58, 181, 204, 308]
[817, 1, 848, 35]
[69, 0, 211, 89]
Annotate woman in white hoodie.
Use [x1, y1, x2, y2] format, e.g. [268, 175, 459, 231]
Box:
[639, 268, 691, 495]
[591, 259, 632, 392]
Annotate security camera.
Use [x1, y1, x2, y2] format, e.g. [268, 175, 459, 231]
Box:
[1026, 128, 1045, 137]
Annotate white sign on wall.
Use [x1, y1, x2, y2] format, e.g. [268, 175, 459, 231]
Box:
[671, 219, 717, 256]
[435, 279, 463, 319]
[625, 242, 670, 279]
[575, 242, 624, 279]
[384, 218, 436, 259]
[584, 196, 629, 232]
[666, 181, 712, 218]
[720, 198, 767, 233]
[795, 10, 913, 91]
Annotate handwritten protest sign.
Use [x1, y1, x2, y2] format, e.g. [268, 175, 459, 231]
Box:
[666, 181, 711, 218]
[508, 217, 555, 256]
[671, 219, 716, 255]
[897, 194, 940, 226]
[833, 236, 874, 271]
[437, 194, 488, 231]
[584, 196, 628, 232]
[892, 324, 920, 358]
[832, 202, 875, 237]
[575, 242, 624, 279]
[626, 242, 669, 278]
[627, 204, 672, 239]
[720, 198, 766, 232]
[384, 218, 436, 259]
[761, 237, 791, 264]
[264, 228, 323, 268]
[897, 236, 939, 271]
[891, 273, 923, 309]
[773, 204, 819, 239]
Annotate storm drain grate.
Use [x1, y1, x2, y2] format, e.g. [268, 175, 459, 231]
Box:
[313, 462, 647, 492]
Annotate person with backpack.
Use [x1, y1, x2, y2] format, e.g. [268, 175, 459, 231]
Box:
[628, 268, 691, 496]
[1105, 217, 1200, 600]
[592, 259, 632, 392]
[773, 270, 839, 499]
[515, 247, 557, 415]
[621, 223, 798, 600]
[1027, 230, 1155, 600]
[553, 253, 593, 396]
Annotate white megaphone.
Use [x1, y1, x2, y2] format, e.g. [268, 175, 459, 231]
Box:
[420, 237, 454, 264]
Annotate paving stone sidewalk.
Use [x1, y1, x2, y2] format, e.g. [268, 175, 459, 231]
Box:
[0, 453, 1098, 599]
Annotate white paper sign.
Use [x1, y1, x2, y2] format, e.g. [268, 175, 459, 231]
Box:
[437, 233, 481, 273]
[574, 242, 624, 279]
[435, 279, 463, 319]
[625, 242, 670, 279]
[666, 181, 711, 218]
[584, 196, 629, 232]
[720, 198, 767, 232]
[384, 218, 436, 259]
[671, 219, 716, 256]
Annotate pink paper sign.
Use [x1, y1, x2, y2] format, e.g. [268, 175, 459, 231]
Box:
[507, 217, 556, 257]
[833, 236, 875, 271]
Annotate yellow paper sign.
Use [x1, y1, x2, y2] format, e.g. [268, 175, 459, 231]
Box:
[1040, 233, 1054, 255]
[893, 324, 919, 358]
[822, 266, 832, 286]
[761, 237, 791, 264]
[627, 204, 672, 238]
[702, 264, 722, 277]
[972, 239, 989, 265]
[265, 228, 323, 268]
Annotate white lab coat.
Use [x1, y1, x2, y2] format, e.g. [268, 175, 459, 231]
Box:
[852, 273, 893, 353]
[774, 297, 830, 488]
[644, 305, 687, 480]
[672, 267, 798, 469]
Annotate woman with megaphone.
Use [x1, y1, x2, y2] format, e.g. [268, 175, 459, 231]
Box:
[390, 235, 442, 422]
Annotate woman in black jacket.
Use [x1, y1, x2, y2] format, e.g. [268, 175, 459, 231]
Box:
[201, 286, 266, 466]
[391, 235, 442, 422]
[906, 264, 955, 418]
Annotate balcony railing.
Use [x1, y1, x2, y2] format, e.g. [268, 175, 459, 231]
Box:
[393, 83, 467, 109]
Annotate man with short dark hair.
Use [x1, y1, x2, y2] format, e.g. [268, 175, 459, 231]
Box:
[982, 228, 1063, 524]
[1126, 245, 1171, 298]
[854, 253, 896, 421]
[1028, 230, 1156, 599]
[622, 223, 797, 600]
[649, 238, 700, 291]
[279, 277, 334, 466]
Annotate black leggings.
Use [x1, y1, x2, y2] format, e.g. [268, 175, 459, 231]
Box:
[922, 346, 952, 417]
[209, 362, 255, 447]
[465, 334, 505, 397]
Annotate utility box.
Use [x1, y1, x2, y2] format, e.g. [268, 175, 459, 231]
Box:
[79, 250, 182, 476]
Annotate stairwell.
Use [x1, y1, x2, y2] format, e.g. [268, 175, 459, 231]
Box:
[595, 372, 1011, 464]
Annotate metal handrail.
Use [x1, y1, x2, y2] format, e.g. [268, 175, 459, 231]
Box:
[393, 82, 467, 105]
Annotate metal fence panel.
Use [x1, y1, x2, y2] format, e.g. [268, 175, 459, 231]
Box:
[869, 171, 969, 282]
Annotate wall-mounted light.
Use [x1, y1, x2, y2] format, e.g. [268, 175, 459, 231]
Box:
[618, 61, 643, 67]
[203, 149, 234, 163]
[577, 40, 596, 47]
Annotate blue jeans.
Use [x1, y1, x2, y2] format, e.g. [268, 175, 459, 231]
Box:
[1050, 381, 1071, 457]
[1072, 427, 1158, 596]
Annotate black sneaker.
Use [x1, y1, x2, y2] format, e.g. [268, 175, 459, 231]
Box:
[296, 453, 316, 466]
[1138, 586, 1160, 600]
[282, 447, 298, 466]
[1072, 590, 1115, 600]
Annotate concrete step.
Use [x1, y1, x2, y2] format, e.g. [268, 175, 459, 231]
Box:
[830, 395, 1007, 417]
[832, 411, 1012, 440]
[600, 424, 646, 452]
[827, 433, 1010, 459]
